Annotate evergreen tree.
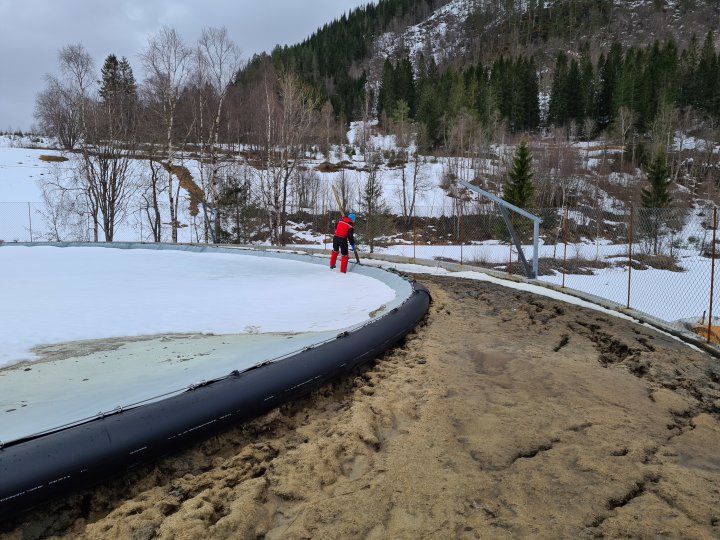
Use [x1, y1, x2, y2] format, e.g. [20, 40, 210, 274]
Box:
[579, 44, 596, 120]
[565, 59, 584, 123]
[118, 57, 137, 97]
[377, 58, 396, 119]
[395, 55, 416, 116]
[503, 57, 540, 132]
[100, 54, 137, 102]
[597, 42, 623, 128]
[548, 51, 569, 126]
[614, 47, 643, 126]
[416, 83, 442, 149]
[504, 141, 534, 208]
[679, 34, 700, 108]
[641, 146, 672, 208]
[698, 30, 718, 113]
[641, 146, 672, 255]
[99, 54, 121, 102]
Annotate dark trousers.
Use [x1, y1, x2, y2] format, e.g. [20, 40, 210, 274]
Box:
[333, 235, 349, 255]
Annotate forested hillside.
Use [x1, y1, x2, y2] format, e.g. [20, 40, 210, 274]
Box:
[233, 0, 720, 154]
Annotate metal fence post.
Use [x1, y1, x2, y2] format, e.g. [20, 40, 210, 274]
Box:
[412, 212, 416, 262]
[459, 206, 464, 266]
[562, 206, 568, 288]
[627, 206, 634, 309]
[532, 219, 539, 279]
[324, 212, 328, 252]
[27, 202, 33, 242]
[708, 206, 717, 343]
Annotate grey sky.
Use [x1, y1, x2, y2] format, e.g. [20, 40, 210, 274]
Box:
[0, 0, 373, 131]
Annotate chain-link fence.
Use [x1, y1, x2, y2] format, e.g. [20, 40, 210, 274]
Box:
[2, 200, 718, 342]
[0, 202, 43, 242]
[384, 205, 718, 341]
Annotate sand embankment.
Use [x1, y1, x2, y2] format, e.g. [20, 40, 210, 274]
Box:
[3, 274, 720, 539]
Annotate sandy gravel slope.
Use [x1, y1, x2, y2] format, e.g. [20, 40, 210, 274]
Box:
[3, 274, 720, 539]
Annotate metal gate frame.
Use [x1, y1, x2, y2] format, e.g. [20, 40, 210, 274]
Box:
[459, 180, 542, 279]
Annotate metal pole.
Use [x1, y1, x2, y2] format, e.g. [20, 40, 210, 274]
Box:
[413, 213, 416, 262]
[532, 219, 539, 279]
[562, 206, 568, 288]
[27, 202, 33, 242]
[627, 207, 634, 309]
[460, 206, 464, 266]
[324, 212, 328, 252]
[498, 204, 532, 277]
[508, 236, 513, 276]
[708, 207, 717, 343]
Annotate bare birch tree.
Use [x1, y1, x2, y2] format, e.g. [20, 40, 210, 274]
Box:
[258, 70, 321, 244]
[141, 27, 192, 242]
[34, 75, 80, 150]
[194, 27, 242, 241]
[58, 44, 94, 135]
[614, 106, 637, 171]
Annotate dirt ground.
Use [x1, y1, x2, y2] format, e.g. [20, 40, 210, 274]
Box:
[3, 274, 720, 539]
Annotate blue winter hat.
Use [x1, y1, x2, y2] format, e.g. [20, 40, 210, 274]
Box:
[348, 213, 357, 222]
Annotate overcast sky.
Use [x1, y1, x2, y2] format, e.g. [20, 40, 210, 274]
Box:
[0, 0, 374, 131]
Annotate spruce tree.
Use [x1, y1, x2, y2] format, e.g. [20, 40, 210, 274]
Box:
[641, 146, 672, 208]
[395, 55, 416, 116]
[641, 146, 672, 254]
[504, 141, 534, 209]
[579, 45, 596, 119]
[548, 51, 569, 126]
[679, 34, 700, 107]
[99, 54, 121, 102]
[100, 54, 137, 102]
[565, 59, 583, 123]
[520, 56, 540, 130]
[698, 30, 718, 113]
[118, 57, 137, 98]
[598, 42, 623, 128]
[377, 58, 396, 119]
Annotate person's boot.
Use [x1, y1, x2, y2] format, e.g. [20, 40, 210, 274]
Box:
[330, 250, 338, 269]
[340, 255, 349, 273]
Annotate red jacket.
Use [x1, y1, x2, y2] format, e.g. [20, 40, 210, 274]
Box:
[334, 217, 355, 244]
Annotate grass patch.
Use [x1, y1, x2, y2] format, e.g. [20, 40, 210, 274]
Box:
[316, 161, 344, 173]
[630, 253, 684, 272]
[607, 253, 684, 272]
[39, 155, 68, 163]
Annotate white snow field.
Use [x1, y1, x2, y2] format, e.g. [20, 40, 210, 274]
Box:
[0, 245, 397, 368]
[0, 245, 404, 443]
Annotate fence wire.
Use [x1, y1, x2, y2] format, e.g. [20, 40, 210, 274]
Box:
[2, 200, 718, 342]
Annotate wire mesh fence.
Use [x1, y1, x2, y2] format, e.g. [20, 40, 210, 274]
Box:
[2, 200, 718, 343]
[0, 202, 43, 243]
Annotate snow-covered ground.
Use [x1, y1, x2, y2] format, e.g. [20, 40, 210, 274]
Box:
[0, 246, 396, 368]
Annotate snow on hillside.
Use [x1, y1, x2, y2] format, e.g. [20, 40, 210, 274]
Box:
[375, 0, 477, 65]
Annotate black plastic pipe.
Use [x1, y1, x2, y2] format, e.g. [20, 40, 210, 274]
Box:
[0, 282, 430, 519]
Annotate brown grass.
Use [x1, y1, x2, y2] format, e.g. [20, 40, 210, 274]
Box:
[630, 253, 685, 272]
[691, 325, 720, 344]
[163, 164, 205, 217]
[38, 155, 68, 163]
[316, 161, 343, 173]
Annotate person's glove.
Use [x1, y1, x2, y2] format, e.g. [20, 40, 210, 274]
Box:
[350, 244, 355, 252]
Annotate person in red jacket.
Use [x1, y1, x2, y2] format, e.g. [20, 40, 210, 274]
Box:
[330, 213, 356, 273]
